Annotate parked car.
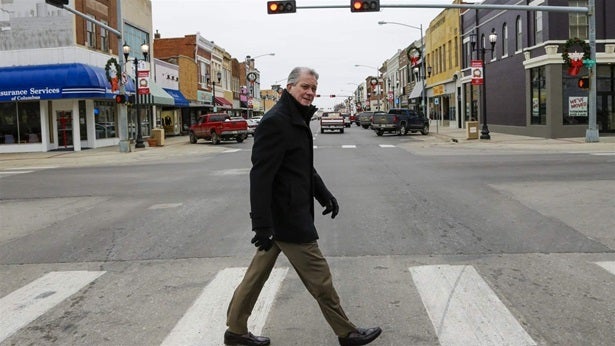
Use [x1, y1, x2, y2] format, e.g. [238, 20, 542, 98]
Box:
[349, 113, 359, 126]
[357, 111, 380, 129]
[371, 108, 429, 136]
[189, 113, 248, 144]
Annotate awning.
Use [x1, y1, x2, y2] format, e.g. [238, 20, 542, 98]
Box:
[132, 78, 174, 106]
[163, 88, 189, 107]
[0, 63, 133, 101]
[215, 96, 232, 108]
[408, 83, 424, 99]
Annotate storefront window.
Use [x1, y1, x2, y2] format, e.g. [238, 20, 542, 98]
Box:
[562, 67, 589, 125]
[530, 66, 547, 125]
[0, 102, 41, 144]
[94, 101, 117, 139]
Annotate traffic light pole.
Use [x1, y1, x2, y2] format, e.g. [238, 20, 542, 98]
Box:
[586, 0, 599, 142]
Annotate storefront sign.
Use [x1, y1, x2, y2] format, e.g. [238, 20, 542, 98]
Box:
[0, 87, 61, 101]
[433, 85, 445, 96]
[569, 96, 588, 117]
[471, 60, 483, 85]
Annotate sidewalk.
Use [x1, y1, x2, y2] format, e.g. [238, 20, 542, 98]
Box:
[0, 135, 226, 169]
[428, 126, 615, 153]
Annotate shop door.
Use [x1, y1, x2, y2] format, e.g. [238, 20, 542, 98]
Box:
[57, 111, 73, 149]
[597, 93, 614, 133]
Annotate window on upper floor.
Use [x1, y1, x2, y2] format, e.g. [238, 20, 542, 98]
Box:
[86, 15, 95, 48]
[516, 16, 523, 52]
[569, 0, 588, 40]
[502, 23, 509, 57]
[100, 21, 108, 52]
[535, 10, 543, 45]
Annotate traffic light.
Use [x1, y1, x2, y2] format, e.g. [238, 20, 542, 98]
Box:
[114, 94, 126, 104]
[577, 77, 590, 89]
[45, 0, 68, 8]
[350, 0, 380, 12]
[267, 1, 296, 14]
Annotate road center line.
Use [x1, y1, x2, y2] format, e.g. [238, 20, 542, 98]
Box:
[161, 267, 288, 346]
[410, 264, 536, 346]
[0, 271, 106, 343]
[379, 144, 396, 148]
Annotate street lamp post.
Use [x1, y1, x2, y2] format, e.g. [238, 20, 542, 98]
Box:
[378, 21, 426, 116]
[209, 70, 222, 112]
[245, 53, 275, 117]
[470, 29, 497, 140]
[355, 64, 381, 111]
[123, 41, 149, 149]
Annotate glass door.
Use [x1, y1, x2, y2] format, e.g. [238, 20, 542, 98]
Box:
[56, 111, 73, 149]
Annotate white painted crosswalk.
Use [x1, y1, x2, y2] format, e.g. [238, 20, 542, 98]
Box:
[1, 262, 615, 344]
[410, 265, 536, 346]
[0, 271, 105, 342]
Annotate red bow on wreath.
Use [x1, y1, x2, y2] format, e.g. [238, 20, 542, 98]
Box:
[567, 59, 584, 76]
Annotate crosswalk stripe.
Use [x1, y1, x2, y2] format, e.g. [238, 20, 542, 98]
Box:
[0, 171, 33, 175]
[410, 264, 536, 346]
[595, 261, 615, 275]
[0, 271, 106, 343]
[590, 152, 615, 156]
[161, 267, 288, 346]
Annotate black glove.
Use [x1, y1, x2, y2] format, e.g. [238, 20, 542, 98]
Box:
[322, 197, 339, 219]
[251, 228, 273, 251]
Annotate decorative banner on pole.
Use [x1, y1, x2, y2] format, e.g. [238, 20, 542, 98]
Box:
[471, 60, 483, 85]
[137, 70, 150, 95]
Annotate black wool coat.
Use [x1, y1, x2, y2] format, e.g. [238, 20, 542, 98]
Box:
[250, 90, 333, 243]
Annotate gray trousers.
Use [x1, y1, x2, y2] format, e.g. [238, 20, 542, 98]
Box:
[226, 240, 357, 337]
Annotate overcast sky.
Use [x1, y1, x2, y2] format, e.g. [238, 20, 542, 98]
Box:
[151, 0, 453, 110]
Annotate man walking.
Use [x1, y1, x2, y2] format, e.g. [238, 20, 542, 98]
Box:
[224, 67, 381, 346]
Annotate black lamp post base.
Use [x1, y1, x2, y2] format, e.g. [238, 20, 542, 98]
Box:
[480, 126, 491, 140]
[135, 140, 145, 148]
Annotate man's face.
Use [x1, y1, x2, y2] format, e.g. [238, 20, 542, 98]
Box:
[287, 72, 317, 106]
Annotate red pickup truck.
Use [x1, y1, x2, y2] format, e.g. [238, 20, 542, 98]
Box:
[189, 113, 248, 144]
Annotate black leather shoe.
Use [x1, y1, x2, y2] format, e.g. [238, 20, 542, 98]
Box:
[224, 330, 270, 346]
[338, 327, 382, 346]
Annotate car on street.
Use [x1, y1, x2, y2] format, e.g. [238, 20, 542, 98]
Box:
[246, 117, 258, 136]
[357, 111, 383, 129]
[341, 113, 352, 128]
[371, 108, 429, 136]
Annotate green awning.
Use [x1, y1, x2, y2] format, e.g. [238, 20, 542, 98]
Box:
[134, 78, 175, 106]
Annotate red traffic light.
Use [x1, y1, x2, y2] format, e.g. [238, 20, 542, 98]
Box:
[577, 77, 590, 89]
[267, 1, 296, 14]
[351, 0, 380, 12]
[114, 94, 126, 104]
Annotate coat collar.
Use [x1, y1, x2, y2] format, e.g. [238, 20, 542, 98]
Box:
[280, 90, 316, 126]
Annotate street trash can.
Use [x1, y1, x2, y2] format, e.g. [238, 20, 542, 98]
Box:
[466, 121, 479, 140]
[152, 128, 165, 146]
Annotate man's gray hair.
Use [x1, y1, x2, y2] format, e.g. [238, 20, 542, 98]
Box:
[287, 67, 319, 85]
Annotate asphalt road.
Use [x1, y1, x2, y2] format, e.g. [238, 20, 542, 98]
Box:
[1, 121, 614, 345]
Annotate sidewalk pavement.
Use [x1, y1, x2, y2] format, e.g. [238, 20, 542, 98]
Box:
[429, 126, 615, 153]
[0, 129, 613, 170]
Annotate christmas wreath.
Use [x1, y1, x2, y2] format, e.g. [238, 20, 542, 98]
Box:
[105, 58, 121, 91]
[561, 37, 590, 76]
